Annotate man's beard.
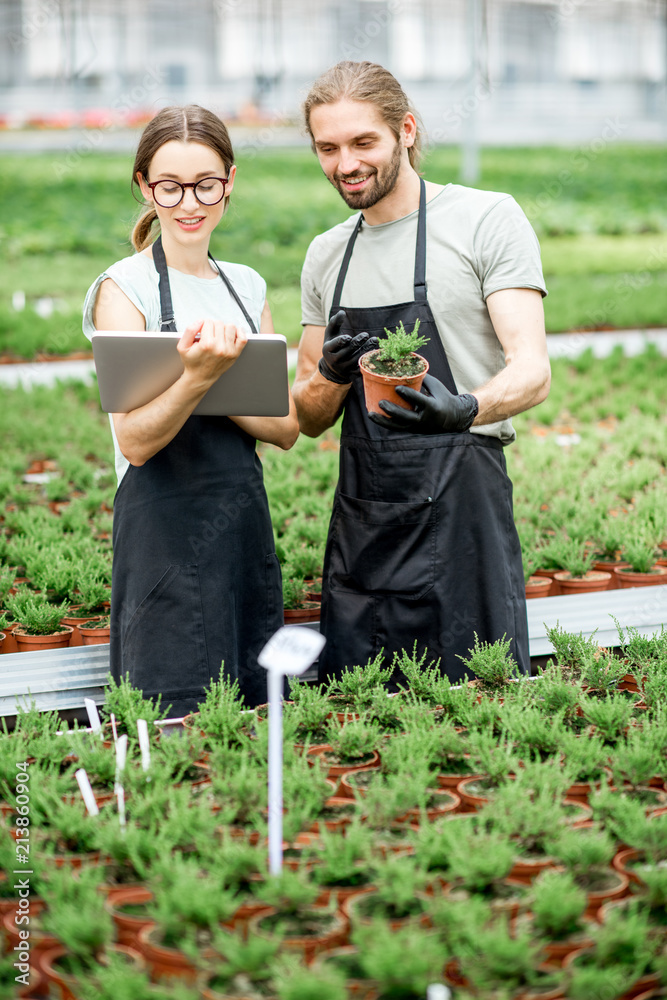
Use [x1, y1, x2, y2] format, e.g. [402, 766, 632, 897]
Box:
[332, 140, 403, 210]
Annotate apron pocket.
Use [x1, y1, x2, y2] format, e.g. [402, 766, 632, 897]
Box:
[122, 564, 208, 692]
[328, 492, 436, 600]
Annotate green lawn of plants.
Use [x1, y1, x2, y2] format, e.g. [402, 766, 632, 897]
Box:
[0, 143, 666, 358]
[0, 346, 666, 616]
[0, 626, 666, 998]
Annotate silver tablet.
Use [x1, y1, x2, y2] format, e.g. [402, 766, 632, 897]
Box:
[91, 331, 290, 416]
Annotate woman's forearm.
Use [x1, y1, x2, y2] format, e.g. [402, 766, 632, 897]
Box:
[112, 371, 213, 466]
[230, 398, 299, 450]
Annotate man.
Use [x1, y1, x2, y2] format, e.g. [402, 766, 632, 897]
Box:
[293, 61, 550, 685]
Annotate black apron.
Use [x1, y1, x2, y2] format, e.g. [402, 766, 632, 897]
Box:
[318, 179, 529, 686]
[110, 237, 282, 715]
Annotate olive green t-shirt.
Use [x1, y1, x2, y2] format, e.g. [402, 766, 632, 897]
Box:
[300, 183, 547, 444]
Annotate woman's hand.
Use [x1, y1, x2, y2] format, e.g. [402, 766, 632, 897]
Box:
[178, 319, 248, 390]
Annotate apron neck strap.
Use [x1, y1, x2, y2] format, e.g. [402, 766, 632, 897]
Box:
[152, 235, 177, 332]
[414, 176, 427, 302]
[331, 176, 428, 312]
[207, 252, 259, 335]
[151, 236, 259, 336]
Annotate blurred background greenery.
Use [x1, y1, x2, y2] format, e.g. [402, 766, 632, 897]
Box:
[1, 142, 666, 358]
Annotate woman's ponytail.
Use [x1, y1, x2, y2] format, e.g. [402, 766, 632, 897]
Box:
[131, 208, 159, 253]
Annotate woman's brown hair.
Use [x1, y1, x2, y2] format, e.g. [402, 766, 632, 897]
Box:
[131, 105, 235, 252]
[302, 61, 423, 171]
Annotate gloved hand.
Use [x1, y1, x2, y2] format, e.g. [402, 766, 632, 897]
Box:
[369, 373, 479, 433]
[318, 309, 379, 385]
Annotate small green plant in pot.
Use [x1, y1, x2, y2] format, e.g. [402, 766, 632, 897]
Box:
[359, 319, 430, 416]
[526, 869, 590, 943]
[456, 632, 520, 695]
[5, 588, 71, 649]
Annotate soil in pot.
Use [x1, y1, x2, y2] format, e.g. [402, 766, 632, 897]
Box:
[249, 904, 349, 963]
[553, 570, 612, 594]
[283, 603, 321, 624]
[78, 617, 111, 645]
[13, 624, 73, 652]
[359, 350, 429, 416]
[526, 576, 553, 599]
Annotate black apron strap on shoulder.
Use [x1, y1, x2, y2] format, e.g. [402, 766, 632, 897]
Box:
[414, 177, 427, 303]
[152, 235, 177, 332]
[332, 214, 363, 314]
[207, 254, 259, 335]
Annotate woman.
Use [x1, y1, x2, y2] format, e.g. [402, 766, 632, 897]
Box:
[83, 105, 299, 716]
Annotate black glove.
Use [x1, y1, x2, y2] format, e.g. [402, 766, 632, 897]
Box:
[318, 309, 379, 385]
[369, 373, 479, 433]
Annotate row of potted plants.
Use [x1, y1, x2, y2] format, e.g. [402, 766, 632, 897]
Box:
[2, 349, 667, 616]
[1, 621, 666, 998]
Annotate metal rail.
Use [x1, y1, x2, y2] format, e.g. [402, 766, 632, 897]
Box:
[1, 587, 665, 717]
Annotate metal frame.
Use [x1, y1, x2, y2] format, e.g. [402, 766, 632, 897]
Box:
[1, 587, 665, 717]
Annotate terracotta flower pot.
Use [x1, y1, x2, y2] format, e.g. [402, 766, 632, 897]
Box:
[138, 923, 199, 981]
[78, 620, 111, 644]
[310, 945, 380, 1000]
[455, 775, 513, 812]
[615, 564, 667, 588]
[564, 778, 604, 805]
[249, 904, 350, 964]
[531, 568, 561, 597]
[593, 559, 631, 589]
[60, 607, 102, 646]
[509, 856, 561, 885]
[582, 868, 629, 920]
[553, 570, 612, 594]
[305, 744, 381, 797]
[0, 617, 18, 654]
[540, 931, 595, 969]
[308, 796, 358, 835]
[394, 787, 461, 824]
[283, 603, 321, 623]
[13, 625, 73, 652]
[525, 575, 552, 599]
[39, 943, 145, 1000]
[104, 885, 154, 947]
[340, 885, 431, 931]
[359, 350, 429, 416]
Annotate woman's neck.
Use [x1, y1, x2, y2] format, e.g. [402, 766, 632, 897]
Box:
[157, 232, 217, 279]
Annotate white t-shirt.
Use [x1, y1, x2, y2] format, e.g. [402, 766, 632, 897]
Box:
[301, 183, 547, 444]
[82, 252, 266, 484]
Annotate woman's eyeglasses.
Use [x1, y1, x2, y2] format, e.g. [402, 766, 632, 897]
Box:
[146, 177, 228, 208]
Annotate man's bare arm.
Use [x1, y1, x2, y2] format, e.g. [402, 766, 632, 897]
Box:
[471, 288, 550, 425]
[292, 323, 351, 437]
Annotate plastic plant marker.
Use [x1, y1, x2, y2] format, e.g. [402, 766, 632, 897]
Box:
[258, 626, 326, 875]
[427, 988, 451, 1000]
[75, 768, 99, 817]
[110, 713, 118, 744]
[84, 698, 103, 737]
[137, 719, 151, 771]
[115, 734, 128, 830]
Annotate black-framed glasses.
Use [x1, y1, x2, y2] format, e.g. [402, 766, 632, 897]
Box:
[146, 176, 228, 208]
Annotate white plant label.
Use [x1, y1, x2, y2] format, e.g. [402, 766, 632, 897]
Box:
[427, 987, 451, 1000]
[259, 625, 326, 875]
[110, 713, 118, 744]
[116, 784, 126, 829]
[84, 698, 102, 735]
[75, 768, 99, 816]
[258, 625, 325, 676]
[137, 719, 151, 771]
[115, 734, 128, 773]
